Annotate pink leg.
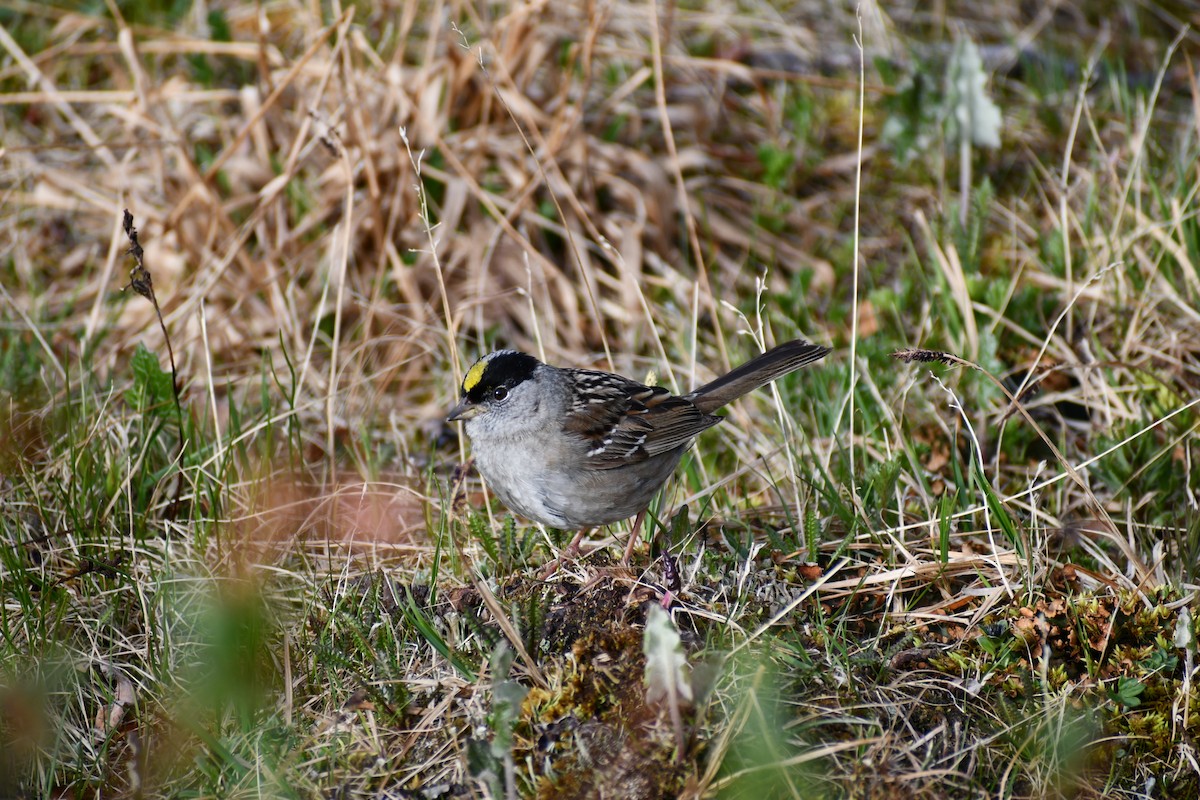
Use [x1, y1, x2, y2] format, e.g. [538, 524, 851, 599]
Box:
[621, 509, 647, 565]
[537, 527, 591, 579]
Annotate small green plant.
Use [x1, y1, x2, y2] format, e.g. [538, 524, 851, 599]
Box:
[467, 643, 529, 799]
[1107, 676, 1146, 709]
[977, 629, 1022, 668]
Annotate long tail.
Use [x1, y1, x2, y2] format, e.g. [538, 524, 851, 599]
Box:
[689, 338, 829, 413]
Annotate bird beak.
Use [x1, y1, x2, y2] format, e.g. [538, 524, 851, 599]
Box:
[447, 398, 480, 422]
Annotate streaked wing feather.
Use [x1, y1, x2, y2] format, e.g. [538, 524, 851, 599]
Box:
[637, 403, 722, 456]
[560, 368, 721, 469]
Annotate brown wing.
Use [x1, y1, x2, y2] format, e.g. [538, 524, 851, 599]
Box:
[561, 369, 722, 469]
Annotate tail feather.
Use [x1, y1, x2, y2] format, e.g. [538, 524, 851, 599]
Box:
[688, 339, 829, 413]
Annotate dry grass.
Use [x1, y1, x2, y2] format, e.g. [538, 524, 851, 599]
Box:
[2, 1, 1200, 798]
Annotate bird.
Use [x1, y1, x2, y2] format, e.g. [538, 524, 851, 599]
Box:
[447, 338, 829, 564]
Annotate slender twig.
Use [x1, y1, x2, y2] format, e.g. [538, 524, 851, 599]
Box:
[893, 348, 1149, 583]
[123, 209, 186, 516]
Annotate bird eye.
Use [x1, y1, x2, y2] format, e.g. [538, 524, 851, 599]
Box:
[492, 386, 508, 401]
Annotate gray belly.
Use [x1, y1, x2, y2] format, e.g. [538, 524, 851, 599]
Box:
[473, 441, 687, 528]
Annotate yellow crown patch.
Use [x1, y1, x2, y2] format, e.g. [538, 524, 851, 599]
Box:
[462, 359, 488, 393]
